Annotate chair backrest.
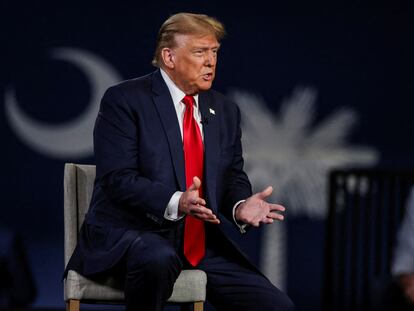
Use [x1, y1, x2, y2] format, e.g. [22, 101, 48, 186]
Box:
[324, 169, 414, 311]
[64, 163, 96, 267]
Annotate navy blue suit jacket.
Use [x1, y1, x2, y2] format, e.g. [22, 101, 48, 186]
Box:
[66, 69, 253, 276]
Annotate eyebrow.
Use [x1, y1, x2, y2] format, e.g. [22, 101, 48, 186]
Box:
[192, 45, 221, 51]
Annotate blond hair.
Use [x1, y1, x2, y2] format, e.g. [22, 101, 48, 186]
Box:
[152, 12, 226, 67]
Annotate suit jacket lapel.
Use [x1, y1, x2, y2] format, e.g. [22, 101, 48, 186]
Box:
[199, 92, 219, 215]
[151, 70, 186, 191]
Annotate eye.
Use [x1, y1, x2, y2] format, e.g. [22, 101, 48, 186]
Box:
[194, 50, 204, 56]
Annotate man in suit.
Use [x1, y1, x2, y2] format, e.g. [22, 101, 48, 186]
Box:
[66, 12, 294, 311]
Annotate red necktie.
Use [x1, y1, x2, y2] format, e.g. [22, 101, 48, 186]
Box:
[182, 95, 205, 266]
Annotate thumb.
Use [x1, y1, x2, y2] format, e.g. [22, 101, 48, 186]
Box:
[188, 176, 202, 191]
[255, 186, 273, 199]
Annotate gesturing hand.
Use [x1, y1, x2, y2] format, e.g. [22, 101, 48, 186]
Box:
[235, 186, 285, 227]
[178, 176, 220, 224]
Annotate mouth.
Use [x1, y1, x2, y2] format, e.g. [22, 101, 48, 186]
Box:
[202, 73, 214, 81]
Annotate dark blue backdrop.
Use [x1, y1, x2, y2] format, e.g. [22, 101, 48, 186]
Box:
[1, 2, 414, 310]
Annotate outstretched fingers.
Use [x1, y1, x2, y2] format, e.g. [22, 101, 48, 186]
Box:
[269, 203, 286, 213]
[190, 207, 220, 224]
[254, 186, 273, 200]
[187, 196, 220, 224]
[266, 211, 284, 221]
[192, 212, 220, 224]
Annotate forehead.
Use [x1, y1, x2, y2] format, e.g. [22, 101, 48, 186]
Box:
[173, 33, 220, 48]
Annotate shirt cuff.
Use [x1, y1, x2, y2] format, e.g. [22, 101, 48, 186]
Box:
[233, 200, 248, 233]
[164, 191, 185, 221]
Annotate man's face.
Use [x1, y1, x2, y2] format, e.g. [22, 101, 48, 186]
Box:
[167, 33, 220, 95]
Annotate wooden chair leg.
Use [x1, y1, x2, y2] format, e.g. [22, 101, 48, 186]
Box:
[66, 299, 80, 311]
[194, 301, 203, 311]
[181, 302, 203, 311]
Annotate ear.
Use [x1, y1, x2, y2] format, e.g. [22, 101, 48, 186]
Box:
[161, 48, 175, 69]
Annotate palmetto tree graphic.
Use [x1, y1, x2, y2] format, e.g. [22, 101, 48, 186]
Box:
[229, 87, 379, 288]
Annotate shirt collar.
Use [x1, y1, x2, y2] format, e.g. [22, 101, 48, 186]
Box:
[160, 68, 199, 107]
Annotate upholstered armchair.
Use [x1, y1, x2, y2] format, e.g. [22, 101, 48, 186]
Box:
[63, 163, 207, 311]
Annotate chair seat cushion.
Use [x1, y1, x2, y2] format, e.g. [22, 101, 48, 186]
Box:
[64, 269, 206, 303]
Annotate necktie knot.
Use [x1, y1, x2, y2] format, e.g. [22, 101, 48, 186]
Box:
[183, 95, 195, 108]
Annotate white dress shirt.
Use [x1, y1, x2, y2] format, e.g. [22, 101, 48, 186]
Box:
[160, 69, 247, 233]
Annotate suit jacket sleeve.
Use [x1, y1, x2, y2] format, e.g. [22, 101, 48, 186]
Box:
[93, 86, 176, 222]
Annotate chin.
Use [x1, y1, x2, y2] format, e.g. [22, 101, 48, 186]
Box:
[198, 82, 213, 91]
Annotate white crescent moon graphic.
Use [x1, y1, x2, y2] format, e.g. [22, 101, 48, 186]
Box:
[5, 47, 122, 159]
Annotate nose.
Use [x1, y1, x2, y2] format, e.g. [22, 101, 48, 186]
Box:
[204, 51, 216, 67]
